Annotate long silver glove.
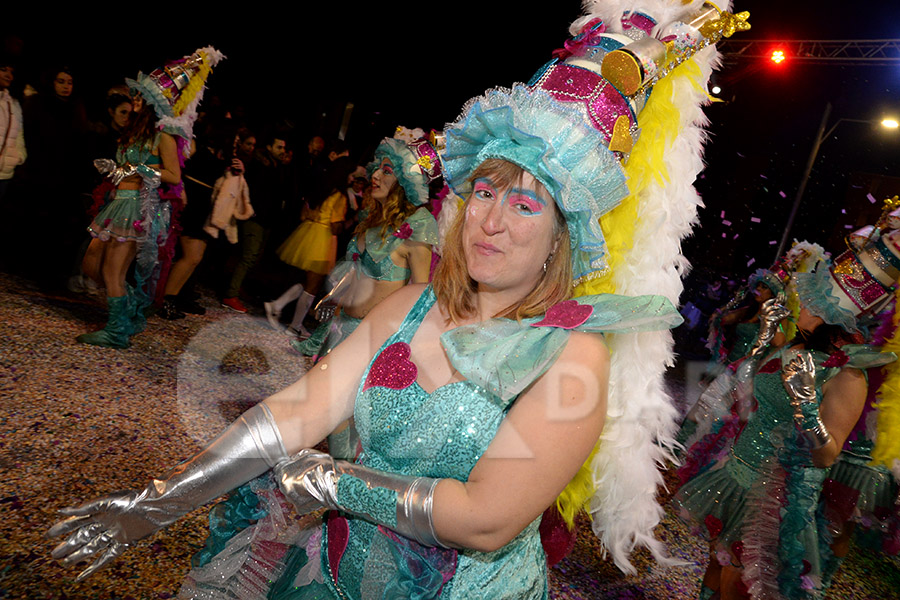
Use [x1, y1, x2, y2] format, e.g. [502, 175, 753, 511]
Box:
[135, 164, 161, 189]
[94, 158, 139, 187]
[748, 295, 791, 359]
[782, 351, 831, 448]
[47, 403, 288, 581]
[275, 449, 447, 548]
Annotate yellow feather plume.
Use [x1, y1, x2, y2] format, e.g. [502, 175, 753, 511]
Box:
[556, 59, 705, 528]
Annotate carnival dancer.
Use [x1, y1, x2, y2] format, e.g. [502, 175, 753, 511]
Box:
[278, 130, 441, 359]
[77, 48, 223, 348]
[269, 131, 441, 459]
[675, 228, 900, 600]
[48, 3, 747, 596]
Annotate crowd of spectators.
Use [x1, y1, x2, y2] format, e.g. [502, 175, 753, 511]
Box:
[0, 53, 379, 335]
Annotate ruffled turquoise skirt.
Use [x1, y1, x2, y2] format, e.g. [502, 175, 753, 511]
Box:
[675, 453, 832, 600]
[87, 189, 150, 242]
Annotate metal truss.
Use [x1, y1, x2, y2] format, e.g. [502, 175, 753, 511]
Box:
[720, 39, 900, 66]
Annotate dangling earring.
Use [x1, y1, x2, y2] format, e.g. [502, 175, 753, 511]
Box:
[543, 253, 553, 273]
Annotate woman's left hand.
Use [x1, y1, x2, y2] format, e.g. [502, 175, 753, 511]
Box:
[275, 450, 337, 515]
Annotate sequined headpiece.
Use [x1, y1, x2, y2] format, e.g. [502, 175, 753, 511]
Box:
[795, 229, 900, 333]
[367, 129, 442, 207]
[126, 46, 225, 142]
[442, 2, 749, 284]
[747, 268, 785, 295]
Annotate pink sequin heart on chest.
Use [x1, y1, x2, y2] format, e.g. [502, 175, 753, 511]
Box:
[363, 342, 418, 391]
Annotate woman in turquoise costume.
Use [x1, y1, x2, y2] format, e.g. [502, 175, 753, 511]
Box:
[48, 3, 745, 597]
[707, 269, 785, 367]
[675, 235, 900, 600]
[77, 48, 222, 348]
[267, 134, 440, 361]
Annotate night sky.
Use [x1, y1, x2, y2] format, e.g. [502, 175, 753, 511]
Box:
[5, 1, 900, 281]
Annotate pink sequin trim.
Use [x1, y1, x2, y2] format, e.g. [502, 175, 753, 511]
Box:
[363, 342, 418, 391]
[531, 300, 593, 329]
[393, 223, 413, 239]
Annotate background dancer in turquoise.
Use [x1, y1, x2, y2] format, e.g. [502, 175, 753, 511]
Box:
[77, 47, 223, 348]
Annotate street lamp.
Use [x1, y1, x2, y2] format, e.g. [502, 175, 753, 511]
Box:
[774, 103, 898, 260]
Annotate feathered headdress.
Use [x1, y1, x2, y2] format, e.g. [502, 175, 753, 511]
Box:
[442, 0, 749, 572]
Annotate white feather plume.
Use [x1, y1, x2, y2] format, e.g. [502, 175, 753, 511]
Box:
[576, 0, 725, 573]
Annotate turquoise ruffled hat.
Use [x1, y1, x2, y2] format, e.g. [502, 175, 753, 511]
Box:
[442, 85, 629, 284]
[366, 135, 441, 207]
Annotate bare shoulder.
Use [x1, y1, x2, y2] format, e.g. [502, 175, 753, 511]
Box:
[824, 365, 867, 396]
[559, 330, 610, 371]
[158, 132, 177, 149]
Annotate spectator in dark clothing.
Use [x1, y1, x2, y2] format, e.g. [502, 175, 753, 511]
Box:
[221, 133, 288, 312]
[22, 66, 89, 287]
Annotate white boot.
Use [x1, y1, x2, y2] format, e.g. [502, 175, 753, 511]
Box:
[265, 284, 304, 331]
[287, 291, 315, 339]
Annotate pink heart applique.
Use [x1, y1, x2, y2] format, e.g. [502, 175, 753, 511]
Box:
[759, 358, 781, 374]
[531, 300, 593, 330]
[363, 342, 418, 391]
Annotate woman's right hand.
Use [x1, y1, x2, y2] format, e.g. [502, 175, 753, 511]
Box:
[47, 489, 175, 581]
[231, 158, 245, 174]
[46, 403, 290, 581]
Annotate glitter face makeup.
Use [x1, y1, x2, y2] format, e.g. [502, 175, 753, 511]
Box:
[463, 171, 557, 298]
[371, 158, 398, 200]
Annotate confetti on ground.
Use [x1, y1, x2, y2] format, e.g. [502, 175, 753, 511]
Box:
[1, 271, 897, 600]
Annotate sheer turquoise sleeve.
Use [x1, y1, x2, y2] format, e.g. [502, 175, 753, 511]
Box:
[441, 293, 683, 403]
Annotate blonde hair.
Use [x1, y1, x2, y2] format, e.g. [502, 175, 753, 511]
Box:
[355, 181, 419, 242]
[432, 159, 572, 323]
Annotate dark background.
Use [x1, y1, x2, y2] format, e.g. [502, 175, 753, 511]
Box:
[5, 0, 900, 281]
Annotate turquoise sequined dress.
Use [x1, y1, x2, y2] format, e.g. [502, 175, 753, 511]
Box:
[181, 286, 682, 599]
[727, 322, 758, 363]
[675, 345, 895, 600]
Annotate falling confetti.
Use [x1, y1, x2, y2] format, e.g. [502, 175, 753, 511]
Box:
[868, 193, 877, 204]
[747, 258, 756, 266]
[750, 217, 761, 223]
[720, 211, 726, 218]
[779, 191, 787, 198]
[769, 240, 777, 245]
[722, 220, 732, 226]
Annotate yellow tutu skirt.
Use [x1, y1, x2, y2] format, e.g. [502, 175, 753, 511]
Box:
[277, 220, 338, 275]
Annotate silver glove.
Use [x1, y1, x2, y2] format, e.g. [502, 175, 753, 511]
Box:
[782, 351, 831, 448]
[47, 403, 287, 581]
[314, 302, 336, 323]
[275, 449, 447, 548]
[748, 295, 790, 358]
[135, 164, 161, 189]
[93, 158, 116, 175]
